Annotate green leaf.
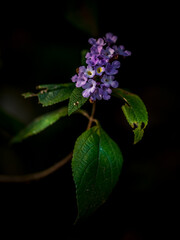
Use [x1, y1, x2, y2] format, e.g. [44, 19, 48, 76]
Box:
[22, 83, 75, 107]
[11, 107, 68, 143]
[68, 87, 88, 116]
[37, 83, 75, 107]
[22, 92, 37, 98]
[112, 88, 148, 144]
[72, 125, 123, 221]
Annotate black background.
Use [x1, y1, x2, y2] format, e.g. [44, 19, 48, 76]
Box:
[0, 1, 179, 239]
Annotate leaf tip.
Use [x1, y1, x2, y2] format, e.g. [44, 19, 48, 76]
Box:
[22, 92, 37, 99]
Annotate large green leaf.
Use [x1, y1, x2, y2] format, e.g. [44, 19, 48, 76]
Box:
[11, 107, 68, 143]
[72, 125, 123, 221]
[22, 83, 75, 107]
[112, 88, 148, 144]
[68, 87, 88, 116]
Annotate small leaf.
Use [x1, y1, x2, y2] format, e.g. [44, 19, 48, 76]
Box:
[37, 83, 75, 107]
[72, 125, 123, 221]
[68, 87, 88, 116]
[112, 88, 148, 144]
[22, 92, 37, 98]
[11, 107, 68, 143]
[22, 83, 75, 107]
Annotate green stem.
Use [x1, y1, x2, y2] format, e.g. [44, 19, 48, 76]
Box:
[76, 109, 90, 120]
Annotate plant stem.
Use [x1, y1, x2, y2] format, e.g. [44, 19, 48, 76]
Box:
[76, 109, 90, 120]
[0, 153, 72, 183]
[0, 102, 97, 183]
[87, 102, 96, 130]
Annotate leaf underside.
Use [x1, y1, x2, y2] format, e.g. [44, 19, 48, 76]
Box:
[11, 107, 68, 143]
[72, 126, 123, 221]
[112, 88, 148, 144]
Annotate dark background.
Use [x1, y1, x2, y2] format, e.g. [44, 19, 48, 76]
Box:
[0, 1, 179, 239]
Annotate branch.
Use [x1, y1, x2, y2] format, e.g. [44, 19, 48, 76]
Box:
[87, 102, 96, 130]
[0, 102, 98, 183]
[76, 109, 90, 120]
[0, 152, 72, 183]
[77, 108, 98, 127]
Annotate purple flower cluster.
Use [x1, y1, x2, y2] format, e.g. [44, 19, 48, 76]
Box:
[71, 33, 131, 101]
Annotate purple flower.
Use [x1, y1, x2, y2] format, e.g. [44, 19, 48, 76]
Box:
[101, 74, 119, 88]
[90, 45, 103, 55]
[71, 74, 78, 83]
[95, 65, 105, 76]
[88, 38, 105, 47]
[84, 65, 95, 78]
[88, 38, 96, 45]
[101, 46, 115, 59]
[79, 66, 86, 74]
[90, 87, 103, 101]
[82, 79, 96, 98]
[86, 52, 99, 66]
[113, 45, 132, 57]
[105, 33, 118, 44]
[96, 54, 108, 66]
[76, 75, 88, 88]
[90, 85, 112, 101]
[105, 60, 120, 75]
[100, 85, 112, 100]
[71, 66, 88, 87]
[88, 38, 105, 55]
[86, 52, 107, 67]
[71, 32, 131, 101]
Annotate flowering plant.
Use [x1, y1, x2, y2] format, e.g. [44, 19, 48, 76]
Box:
[72, 33, 131, 101]
[11, 33, 148, 221]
